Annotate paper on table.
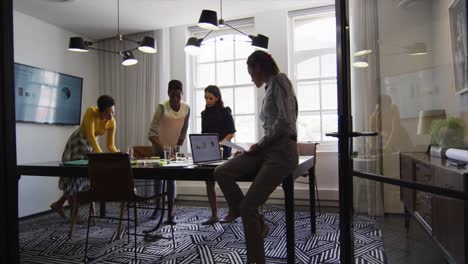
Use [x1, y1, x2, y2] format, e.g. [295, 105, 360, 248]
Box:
[220, 139, 246, 152]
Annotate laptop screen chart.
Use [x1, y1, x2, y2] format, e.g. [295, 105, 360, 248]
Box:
[191, 135, 220, 163]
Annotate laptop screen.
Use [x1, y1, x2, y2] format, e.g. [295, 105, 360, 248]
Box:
[189, 134, 222, 163]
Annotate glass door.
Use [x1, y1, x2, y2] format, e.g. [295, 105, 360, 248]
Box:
[336, 0, 468, 263]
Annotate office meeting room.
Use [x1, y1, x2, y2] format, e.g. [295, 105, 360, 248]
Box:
[2, 0, 468, 263]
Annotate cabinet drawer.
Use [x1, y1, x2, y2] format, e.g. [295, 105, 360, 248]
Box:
[433, 167, 464, 192]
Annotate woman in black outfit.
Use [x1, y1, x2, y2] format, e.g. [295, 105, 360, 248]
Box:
[201, 85, 236, 225]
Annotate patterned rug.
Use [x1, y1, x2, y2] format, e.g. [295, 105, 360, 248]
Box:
[20, 204, 385, 263]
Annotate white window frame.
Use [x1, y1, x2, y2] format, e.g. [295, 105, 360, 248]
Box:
[289, 6, 338, 152]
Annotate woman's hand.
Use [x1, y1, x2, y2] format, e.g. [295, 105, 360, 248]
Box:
[245, 143, 261, 155]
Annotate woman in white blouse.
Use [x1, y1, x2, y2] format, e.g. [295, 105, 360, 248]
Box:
[214, 50, 299, 264]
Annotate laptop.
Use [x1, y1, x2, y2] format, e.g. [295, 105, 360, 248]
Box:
[189, 133, 226, 167]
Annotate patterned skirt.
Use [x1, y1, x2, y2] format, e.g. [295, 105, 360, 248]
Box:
[58, 127, 92, 195]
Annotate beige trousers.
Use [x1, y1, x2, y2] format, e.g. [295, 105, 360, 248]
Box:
[214, 136, 298, 264]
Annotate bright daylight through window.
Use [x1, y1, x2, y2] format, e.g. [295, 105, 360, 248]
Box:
[292, 12, 338, 145]
[191, 25, 257, 144]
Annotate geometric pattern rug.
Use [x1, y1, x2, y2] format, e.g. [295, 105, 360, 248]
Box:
[20, 204, 385, 263]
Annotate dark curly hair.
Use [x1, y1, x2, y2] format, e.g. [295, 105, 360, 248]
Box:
[168, 80, 183, 93]
[204, 85, 224, 108]
[97, 95, 115, 112]
[247, 50, 279, 76]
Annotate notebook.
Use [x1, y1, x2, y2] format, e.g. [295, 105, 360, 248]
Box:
[189, 133, 225, 167]
[62, 159, 88, 166]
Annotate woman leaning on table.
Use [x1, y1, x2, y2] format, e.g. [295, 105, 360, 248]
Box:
[214, 50, 299, 264]
[50, 95, 119, 221]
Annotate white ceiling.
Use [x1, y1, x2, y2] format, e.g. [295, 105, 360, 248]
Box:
[14, 0, 332, 40]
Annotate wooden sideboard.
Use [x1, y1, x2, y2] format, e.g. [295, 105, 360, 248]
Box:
[400, 153, 468, 264]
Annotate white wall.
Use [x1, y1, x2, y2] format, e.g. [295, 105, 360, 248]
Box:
[169, 7, 339, 204]
[14, 11, 99, 217]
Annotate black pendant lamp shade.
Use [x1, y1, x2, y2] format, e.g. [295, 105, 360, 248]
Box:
[250, 34, 269, 51]
[121, 51, 138, 66]
[198, 10, 219, 30]
[138, 36, 157, 53]
[184, 37, 202, 55]
[68, 37, 90, 52]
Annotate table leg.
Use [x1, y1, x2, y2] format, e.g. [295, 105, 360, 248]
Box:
[309, 168, 316, 234]
[282, 175, 295, 264]
[100, 201, 106, 217]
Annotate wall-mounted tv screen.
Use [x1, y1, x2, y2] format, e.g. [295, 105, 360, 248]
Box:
[14, 63, 83, 125]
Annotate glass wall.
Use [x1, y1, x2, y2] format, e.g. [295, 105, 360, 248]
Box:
[349, 0, 468, 263]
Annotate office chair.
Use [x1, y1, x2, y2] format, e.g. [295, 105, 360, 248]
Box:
[70, 153, 172, 263]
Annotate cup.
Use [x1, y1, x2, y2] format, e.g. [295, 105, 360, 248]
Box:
[163, 146, 172, 161]
[175, 145, 184, 161]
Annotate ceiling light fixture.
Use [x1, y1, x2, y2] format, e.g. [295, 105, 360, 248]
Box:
[67, 0, 156, 66]
[185, 0, 269, 56]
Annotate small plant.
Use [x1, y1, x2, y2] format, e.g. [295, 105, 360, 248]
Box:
[430, 117, 466, 149]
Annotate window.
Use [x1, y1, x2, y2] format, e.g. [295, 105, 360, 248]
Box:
[190, 24, 257, 144]
[291, 11, 338, 145]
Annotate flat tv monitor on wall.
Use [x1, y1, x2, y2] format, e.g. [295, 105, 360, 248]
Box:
[14, 63, 83, 125]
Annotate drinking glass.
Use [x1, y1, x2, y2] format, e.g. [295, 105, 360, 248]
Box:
[163, 146, 172, 161]
[127, 147, 134, 159]
[175, 145, 184, 161]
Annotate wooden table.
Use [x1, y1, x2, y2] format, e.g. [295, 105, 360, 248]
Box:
[17, 156, 314, 264]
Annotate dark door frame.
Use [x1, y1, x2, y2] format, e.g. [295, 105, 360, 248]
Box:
[335, 0, 354, 263]
[0, 0, 19, 263]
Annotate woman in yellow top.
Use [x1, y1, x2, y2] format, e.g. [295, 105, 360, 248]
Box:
[50, 95, 119, 219]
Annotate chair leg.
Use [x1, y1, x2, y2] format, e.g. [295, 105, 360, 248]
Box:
[116, 202, 125, 239]
[314, 173, 321, 215]
[134, 205, 138, 262]
[84, 202, 93, 263]
[90, 202, 96, 225]
[68, 194, 79, 239]
[171, 223, 176, 251]
[127, 203, 130, 245]
[134, 206, 139, 226]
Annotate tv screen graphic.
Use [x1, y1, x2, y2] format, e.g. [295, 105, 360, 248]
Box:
[14, 63, 83, 125]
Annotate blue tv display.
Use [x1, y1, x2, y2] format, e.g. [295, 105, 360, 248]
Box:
[14, 63, 83, 125]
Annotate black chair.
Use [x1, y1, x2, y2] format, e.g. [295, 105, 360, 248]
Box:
[72, 153, 173, 263]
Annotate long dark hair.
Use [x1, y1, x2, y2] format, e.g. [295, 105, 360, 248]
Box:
[246, 50, 280, 76]
[204, 85, 224, 109]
